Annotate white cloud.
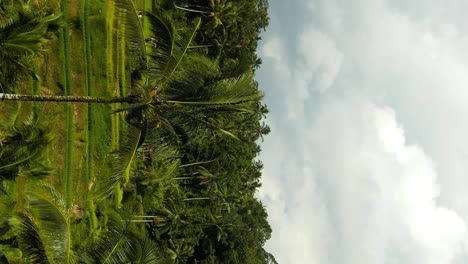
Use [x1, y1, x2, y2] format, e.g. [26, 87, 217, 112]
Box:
[298, 27, 343, 93]
[257, 116, 332, 264]
[260, 27, 342, 121]
[308, 101, 467, 264]
[261, 35, 290, 81]
[257, 0, 468, 263]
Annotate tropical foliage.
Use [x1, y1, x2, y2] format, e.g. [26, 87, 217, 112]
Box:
[0, 0, 60, 92]
[0, 0, 275, 263]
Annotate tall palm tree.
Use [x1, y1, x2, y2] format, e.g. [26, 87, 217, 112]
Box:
[91, 68, 262, 198]
[1, 0, 263, 200]
[173, 0, 239, 30]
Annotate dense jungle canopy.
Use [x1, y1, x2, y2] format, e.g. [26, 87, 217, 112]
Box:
[0, 0, 276, 263]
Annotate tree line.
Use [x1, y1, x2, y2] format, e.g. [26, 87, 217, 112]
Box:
[0, 0, 276, 263]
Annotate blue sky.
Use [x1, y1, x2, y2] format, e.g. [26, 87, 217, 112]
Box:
[256, 0, 468, 263]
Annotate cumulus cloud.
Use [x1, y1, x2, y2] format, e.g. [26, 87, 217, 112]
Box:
[257, 109, 332, 264]
[309, 102, 467, 264]
[298, 27, 343, 93]
[257, 0, 468, 263]
[260, 27, 342, 120]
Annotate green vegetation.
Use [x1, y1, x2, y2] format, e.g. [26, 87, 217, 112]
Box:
[81, 0, 94, 185]
[0, 0, 275, 263]
[59, 0, 74, 207]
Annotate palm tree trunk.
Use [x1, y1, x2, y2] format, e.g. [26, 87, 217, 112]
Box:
[0, 93, 138, 104]
[164, 98, 256, 106]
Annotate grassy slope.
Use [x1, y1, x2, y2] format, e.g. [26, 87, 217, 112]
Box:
[0, 0, 168, 250]
[107, 1, 120, 151]
[60, 0, 74, 207]
[1, 1, 275, 262]
[0, 0, 118, 230]
[82, 0, 93, 185]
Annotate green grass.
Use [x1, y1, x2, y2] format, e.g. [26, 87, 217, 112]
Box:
[81, 0, 98, 235]
[1, 0, 142, 242]
[31, 65, 40, 112]
[60, 0, 73, 208]
[106, 0, 121, 151]
[1, 1, 274, 262]
[113, 15, 128, 208]
[81, 0, 93, 186]
[142, 0, 153, 34]
[119, 23, 127, 98]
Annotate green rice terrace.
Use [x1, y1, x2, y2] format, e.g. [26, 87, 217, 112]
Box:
[0, 0, 276, 263]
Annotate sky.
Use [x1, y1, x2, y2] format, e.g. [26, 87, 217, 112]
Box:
[256, 0, 468, 263]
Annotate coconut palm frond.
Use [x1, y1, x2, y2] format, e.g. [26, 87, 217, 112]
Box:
[143, 11, 176, 82]
[82, 211, 141, 264]
[135, 237, 160, 263]
[156, 17, 202, 90]
[96, 124, 145, 200]
[159, 116, 180, 140]
[26, 184, 73, 263]
[202, 82, 261, 116]
[0, 192, 22, 262]
[198, 71, 263, 106]
[0, 244, 22, 263]
[112, 78, 152, 111]
[110, 102, 149, 115]
[114, 0, 147, 72]
[0, 112, 52, 178]
[139, 142, 181, 185]
[164, 52, 220, 85]
[180, 110, 240, 140]
[16, 214, 49, 263]
[0, 10, 61, 57]
[165, 238, 194, 264]
[0, 2, 61, 92]
[146, 140, 180, 166]
[164, 108, 240, 141]
[162, 70, 262, 112]
[217, 49, 252, 80]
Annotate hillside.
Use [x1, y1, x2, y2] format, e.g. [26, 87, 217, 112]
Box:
[0, 0, 276, 263]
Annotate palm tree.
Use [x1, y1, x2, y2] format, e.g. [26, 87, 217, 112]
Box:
[2, 0, 263, 200]
[0, 1, 61, 92]
[0, 112, 52, 179]
[24, 184, 74, 263]
[0, 5, 261, 122]
[1, 1, 273, 263]
[80, 210, 160, 264]
[173, 0, 239, 29]
[175, 166, 225, 184]
[0, 181, 160, 264]
[0, 183, 73, 263]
